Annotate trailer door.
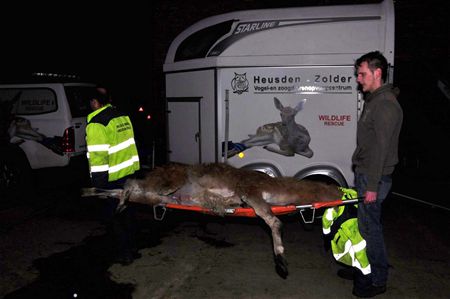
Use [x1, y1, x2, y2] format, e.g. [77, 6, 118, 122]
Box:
[167, 98, 202, 164]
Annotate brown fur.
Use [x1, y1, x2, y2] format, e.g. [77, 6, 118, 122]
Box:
[117, 162, 343, 278]
[123, 163, 342, 209]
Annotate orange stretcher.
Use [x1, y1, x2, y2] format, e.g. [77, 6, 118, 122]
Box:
[153, 198, 361, 224]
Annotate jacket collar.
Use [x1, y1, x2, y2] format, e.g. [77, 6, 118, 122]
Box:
[364, 84, 394, 103]
[87, 104, 112, 123]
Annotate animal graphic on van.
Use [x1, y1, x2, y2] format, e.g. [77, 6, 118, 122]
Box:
[240, 97, 313, 158]
[231, 72, 249, 94]
[9, 117, 64, 155]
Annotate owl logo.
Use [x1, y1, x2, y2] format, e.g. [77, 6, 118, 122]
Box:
[231, 72, 249, 94]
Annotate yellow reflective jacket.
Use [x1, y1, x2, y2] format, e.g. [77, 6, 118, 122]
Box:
[322, 188, 371, 275]
[86, 104, 140, 188]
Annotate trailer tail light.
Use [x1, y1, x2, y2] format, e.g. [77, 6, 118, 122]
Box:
[61, 126, 75, 153]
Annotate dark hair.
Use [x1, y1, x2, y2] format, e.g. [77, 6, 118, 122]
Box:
[355, 51, 388, 83]
[94, 85, 111, 105]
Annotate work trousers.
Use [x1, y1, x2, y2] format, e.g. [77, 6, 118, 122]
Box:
[100, 175, 138, 259]
[355, 173, 392, 287]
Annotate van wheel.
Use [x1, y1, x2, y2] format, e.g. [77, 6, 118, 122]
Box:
[0, 145, 34, 205]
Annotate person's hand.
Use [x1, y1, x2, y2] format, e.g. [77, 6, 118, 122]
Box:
[364, 191, 377, 204]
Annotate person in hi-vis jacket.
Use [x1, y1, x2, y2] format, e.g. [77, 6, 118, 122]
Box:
[86, 86, 141, 265]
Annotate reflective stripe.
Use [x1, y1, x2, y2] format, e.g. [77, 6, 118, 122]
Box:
[109, 155, 139, 174]
[322, 209, 334, 234]
[358, 264, 371, 275]
[353, 239, 367, 252]
[333, 239, 371, 275]
[334, 239, 366, 259]
[352, 256, 371, 274]
[333, 239, 352, 261]
[325, 209, 334, 221]
[109, 138, 136, 154]
[88, 144, 110, 152]
[90, 165, 109, 172]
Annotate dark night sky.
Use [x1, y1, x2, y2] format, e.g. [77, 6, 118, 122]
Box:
[1, 3, 150, 85]
[1, 0, 448, 103]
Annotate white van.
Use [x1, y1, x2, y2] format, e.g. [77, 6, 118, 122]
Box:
[0, 81, 97, 198]
[164, 0, 395, 187]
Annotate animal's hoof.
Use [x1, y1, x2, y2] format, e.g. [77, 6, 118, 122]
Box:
[115, 204, 128, 214]
[275, 254, 288, 279]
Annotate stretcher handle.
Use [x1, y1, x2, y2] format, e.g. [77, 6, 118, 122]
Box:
[311, 198, 362, 209]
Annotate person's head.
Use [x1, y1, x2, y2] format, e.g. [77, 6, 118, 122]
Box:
[355, 51, 388, 93]
[90, 86, 111, 111]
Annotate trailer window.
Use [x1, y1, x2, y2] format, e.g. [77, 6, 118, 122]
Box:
[175, 20, 234, 61]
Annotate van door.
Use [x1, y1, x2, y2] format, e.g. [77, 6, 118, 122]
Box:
[167, 98, 202, 164]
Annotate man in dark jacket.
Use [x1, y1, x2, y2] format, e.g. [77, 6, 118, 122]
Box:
[351, 51, 403, 297]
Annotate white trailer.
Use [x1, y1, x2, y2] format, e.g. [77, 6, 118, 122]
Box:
[164, 0, 395, 187]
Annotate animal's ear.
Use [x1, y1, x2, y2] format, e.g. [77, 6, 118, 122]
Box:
[274, 97, 284, 111]
[294, 99, 307, 112]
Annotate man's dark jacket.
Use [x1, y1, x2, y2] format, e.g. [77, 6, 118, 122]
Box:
[352, 84, 403, 191]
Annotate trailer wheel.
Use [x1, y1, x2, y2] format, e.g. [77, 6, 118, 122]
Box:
[0, 145, 34, 204]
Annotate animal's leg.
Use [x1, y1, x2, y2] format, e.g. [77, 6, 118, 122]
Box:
[259, 126, 294, 156]
[241, 194, 288, 278]
[295, 147, 314, 158]
[241, 134, 273, 147]
[263, 145, 294, 156]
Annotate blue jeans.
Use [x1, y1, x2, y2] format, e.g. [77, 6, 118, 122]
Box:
[355, 173, 392, 287]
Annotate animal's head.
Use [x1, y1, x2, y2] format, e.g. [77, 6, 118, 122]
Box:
[117, 164, 189, 208]
[14, 117, 32, 128]
[116, 179, 140, 212]
[120, 178, 162, 204]
[231, 73, 249, 94]
[233, 72, 247, 82]
[273, 98, 306, 123]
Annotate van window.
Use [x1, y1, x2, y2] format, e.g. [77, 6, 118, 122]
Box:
[64, 86, 97, 117]
[0, 88, 57, 115]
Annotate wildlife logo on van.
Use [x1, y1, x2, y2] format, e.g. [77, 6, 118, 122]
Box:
[231, 73, 249, 94]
